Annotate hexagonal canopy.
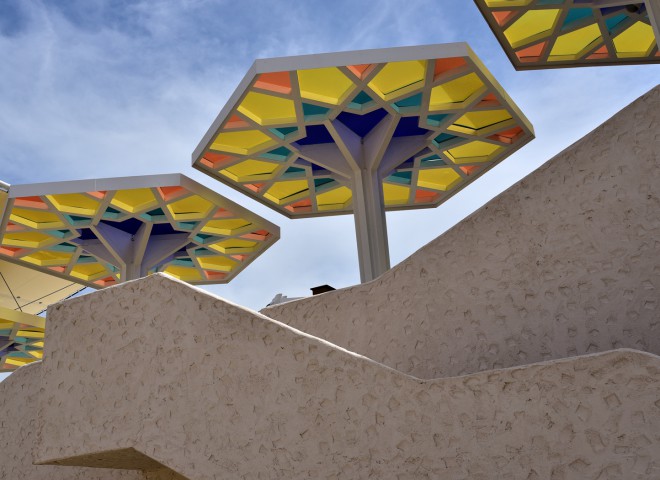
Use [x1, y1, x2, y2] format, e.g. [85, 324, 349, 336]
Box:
[0, 305, 45, 372]
[473, 0, 660, 69]
[0, 174, 279, 288]
[193, 43, 534, 282]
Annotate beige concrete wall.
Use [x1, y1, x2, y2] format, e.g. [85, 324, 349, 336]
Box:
[0, 362, 144, 479]
[263, 85, 660, 379]
[36, 274, 660, 479]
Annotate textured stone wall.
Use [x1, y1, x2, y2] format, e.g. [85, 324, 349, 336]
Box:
[0, 362, 144, 479]
[263, 85, 660, 379]
[36, 275, 660, 479]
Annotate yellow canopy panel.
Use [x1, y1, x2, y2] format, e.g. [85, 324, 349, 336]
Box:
[473, 0, 660, 69]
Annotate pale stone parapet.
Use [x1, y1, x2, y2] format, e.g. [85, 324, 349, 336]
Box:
[32, 274, 660, 479]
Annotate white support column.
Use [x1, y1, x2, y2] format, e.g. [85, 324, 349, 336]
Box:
[327, 116, 395, 283]
[125, 223, 152, 281]
[92, 222, 190, 282]
[326, 113, 417, 282]
[140, 233, 191, 277]
[351, 169, 390, 283]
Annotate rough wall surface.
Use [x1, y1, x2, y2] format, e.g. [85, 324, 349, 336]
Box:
[0, 362, 144, 479]
[37, 275, 660, 479]
[263, 85, 660, 379]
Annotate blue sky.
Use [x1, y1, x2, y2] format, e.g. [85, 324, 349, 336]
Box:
[0, 0, 658, 320]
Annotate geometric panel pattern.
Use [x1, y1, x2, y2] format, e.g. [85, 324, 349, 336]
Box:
[0, 174, 279, 288]
[474, 0, 660, 69]
[0, 306, 45, 372]
[193, 43, 534, 217]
